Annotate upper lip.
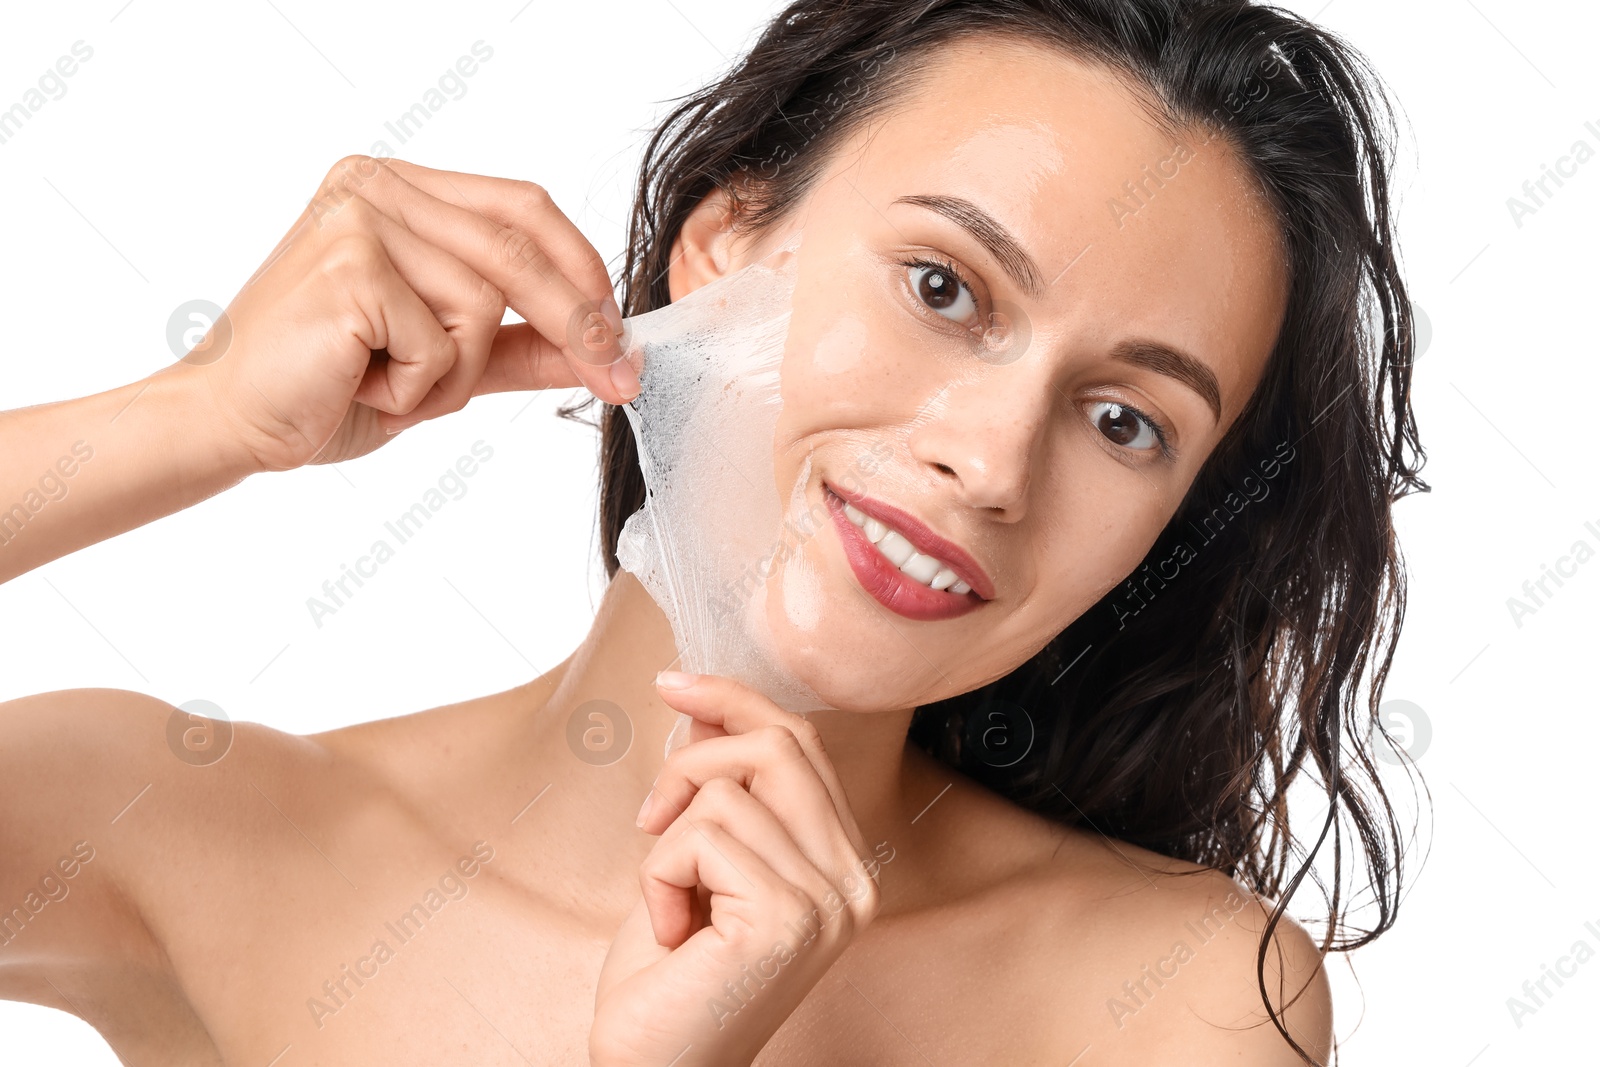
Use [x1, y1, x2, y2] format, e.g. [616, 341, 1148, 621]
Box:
[826, 482, 997, 600]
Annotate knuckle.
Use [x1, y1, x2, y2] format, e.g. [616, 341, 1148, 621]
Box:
[514, 179, 554, 214]
[319, 232, 384, 280]
[826, 902, 856, 942]
[760, 723, 808, 761]
[788, 717, 824, 753]
[699, 776, 744, 805]
[850, 874, 883, 921]
[319, 154, 388, 203]
[327, 152, 376, 180]
[493, 224, 551, 281]
[467, 277, 507, 318]
[777, 887, 816, 924]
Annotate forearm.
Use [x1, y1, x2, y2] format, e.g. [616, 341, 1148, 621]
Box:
[0, 365, 258, 583]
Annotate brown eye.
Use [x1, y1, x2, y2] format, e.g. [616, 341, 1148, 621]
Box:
[1089, 401, 1161, 451]
[908, 263, 976, 323]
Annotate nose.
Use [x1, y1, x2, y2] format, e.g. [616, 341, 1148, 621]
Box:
[906, 373, 1051, 520]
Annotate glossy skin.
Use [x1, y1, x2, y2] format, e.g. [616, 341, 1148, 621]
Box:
[0, 36, 1329, 1067]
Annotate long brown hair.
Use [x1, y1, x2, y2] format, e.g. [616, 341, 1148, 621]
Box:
[562, 2, 1427, 1060]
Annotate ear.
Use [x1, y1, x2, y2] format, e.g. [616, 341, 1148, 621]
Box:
[667, 184, 744, 302]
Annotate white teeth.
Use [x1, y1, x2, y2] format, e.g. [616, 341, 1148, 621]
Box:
[899, 552, 942, 585]
[876, 529, 915, 568]
[837, 494, 976, 595]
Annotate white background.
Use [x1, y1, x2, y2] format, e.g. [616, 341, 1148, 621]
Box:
[0, 0, 1594, 1063]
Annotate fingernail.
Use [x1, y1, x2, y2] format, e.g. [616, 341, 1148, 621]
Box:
[635, 790, 655, 827]
[610, 356, 640, 402]
[655, 670, 696, 690]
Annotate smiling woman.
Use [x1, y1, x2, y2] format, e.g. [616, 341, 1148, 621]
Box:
[0, 1, 1422, 1065]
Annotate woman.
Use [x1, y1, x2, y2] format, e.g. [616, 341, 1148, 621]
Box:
[0, 0, 1423, 1063]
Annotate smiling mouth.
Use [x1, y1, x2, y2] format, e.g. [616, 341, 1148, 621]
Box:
[822, 483, 993, 621]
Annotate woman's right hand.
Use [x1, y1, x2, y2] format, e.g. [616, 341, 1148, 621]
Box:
[189, 155, 637, 472]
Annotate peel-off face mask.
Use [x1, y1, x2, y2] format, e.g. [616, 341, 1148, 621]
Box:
[613, 235, 830, 758]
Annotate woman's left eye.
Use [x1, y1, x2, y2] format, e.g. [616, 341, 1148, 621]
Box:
[1087, 400, 1166, 453]
[906, 260, 978, 325]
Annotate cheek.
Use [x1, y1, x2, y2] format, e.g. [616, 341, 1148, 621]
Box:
[1030, 477, 1179, 619]
[775, 236, 983, 449]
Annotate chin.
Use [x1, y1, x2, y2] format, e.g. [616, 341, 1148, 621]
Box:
[759, 592, 977, 713]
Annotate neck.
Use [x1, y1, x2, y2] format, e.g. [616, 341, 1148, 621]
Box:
[531, 569, 930, 865]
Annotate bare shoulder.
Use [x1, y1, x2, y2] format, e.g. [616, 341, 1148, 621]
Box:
[1023, 824, 1334, 1065]
[0, 687, 325, 1003]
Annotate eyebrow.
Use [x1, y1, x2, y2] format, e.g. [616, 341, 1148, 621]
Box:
[1110, 339, 1223, 424]
[892, 194, 1046, 298]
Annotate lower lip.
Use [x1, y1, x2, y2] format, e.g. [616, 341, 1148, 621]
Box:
[824, 487, 985, 621]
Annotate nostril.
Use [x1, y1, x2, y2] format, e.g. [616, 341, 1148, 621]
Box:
[933, 462, 957, 477]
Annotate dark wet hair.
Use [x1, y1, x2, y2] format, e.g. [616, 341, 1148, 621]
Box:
[565, 2, 1426, 1060]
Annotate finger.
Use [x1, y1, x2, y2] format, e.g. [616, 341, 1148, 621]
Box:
[653, 673, 868, 857]
[344, 157, 636, 406]
[471, 322, 585, 396]
[640, 780, 831, 951]
[640, 730, 847, 876]
[363, 209, 504, 430]
[322, 231, 459, 419]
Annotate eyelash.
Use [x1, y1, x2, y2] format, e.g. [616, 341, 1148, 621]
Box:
[900, 254, 984, 327]
[1093, 399, 1176, 459]
[898, 253, 1177, 461]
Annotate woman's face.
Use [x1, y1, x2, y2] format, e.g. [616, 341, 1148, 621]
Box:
[669, 37, 1289, 713]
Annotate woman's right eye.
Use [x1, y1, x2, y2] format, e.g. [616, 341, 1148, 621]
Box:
[904, 259, 980, 328]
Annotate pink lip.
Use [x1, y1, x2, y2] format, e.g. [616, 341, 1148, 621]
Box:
[823, 483, 994, 622]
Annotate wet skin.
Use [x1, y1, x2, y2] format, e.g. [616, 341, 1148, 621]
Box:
[0, 35, 1329, 1066]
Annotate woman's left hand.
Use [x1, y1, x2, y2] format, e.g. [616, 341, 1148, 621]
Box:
[590, 672, 883, 1067]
